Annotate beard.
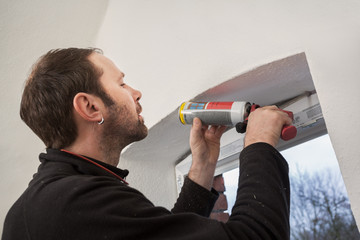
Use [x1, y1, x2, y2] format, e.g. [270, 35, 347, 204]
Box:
[100, 102, 148, 151]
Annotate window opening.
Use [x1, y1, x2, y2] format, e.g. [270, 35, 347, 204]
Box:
[223, 134, 360, 239]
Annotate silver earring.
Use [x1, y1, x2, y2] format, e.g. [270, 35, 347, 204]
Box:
[98, 117, 104, 125]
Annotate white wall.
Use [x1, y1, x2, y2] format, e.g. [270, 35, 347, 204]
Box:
[1, 0, 360, 234]
[96, 0, 360, 224]
[0, 0, 109, 234]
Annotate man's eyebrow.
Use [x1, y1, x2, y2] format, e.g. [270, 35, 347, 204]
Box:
[118, 73, 125, 83]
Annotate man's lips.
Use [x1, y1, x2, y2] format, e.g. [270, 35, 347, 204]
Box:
[137, 104, 144, 122]
[136, 103, 142, 115]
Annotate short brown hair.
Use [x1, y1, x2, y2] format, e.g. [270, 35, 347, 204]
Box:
[20, 48, 114, 149]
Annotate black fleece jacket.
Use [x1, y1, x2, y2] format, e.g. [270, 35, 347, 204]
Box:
[2, 143, 290, 240]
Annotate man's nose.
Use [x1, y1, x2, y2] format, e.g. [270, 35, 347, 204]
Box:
[132, 87, 142, 101]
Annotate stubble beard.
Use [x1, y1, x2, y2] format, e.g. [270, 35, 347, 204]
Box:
[100, 103, 148, 156]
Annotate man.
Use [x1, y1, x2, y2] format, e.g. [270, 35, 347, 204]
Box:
[2, 48, 292, 239]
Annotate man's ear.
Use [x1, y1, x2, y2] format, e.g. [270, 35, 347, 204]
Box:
[73, 92, 103, 123]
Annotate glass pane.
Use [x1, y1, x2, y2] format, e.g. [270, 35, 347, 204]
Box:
[223, 134, 360, 239]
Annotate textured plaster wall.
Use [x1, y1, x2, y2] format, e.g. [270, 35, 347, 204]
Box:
[96, 0, 360, 224]
[0, 0, 109, 234]
[1, 0, 360, 234]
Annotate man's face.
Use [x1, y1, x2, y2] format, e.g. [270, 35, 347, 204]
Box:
[89, 53, 148, 146]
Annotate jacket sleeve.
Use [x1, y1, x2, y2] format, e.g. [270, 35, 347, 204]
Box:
[227, 142, 290, 239]
[169, 142, 290, 239]
[171, 176, 219, 217]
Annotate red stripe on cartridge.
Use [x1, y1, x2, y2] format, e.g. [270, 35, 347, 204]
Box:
[206, 102, 233, 110]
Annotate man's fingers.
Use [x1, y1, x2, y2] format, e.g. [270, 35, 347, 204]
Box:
[245, 105, 295, 147]
[283, 114, 293, 126]
[215, 125, 227, 138]
[255, 106, 293, 126]
[190, 118, 203, 142]
[261, 105, 279, 110]
[274, 109, 294, 126]
[207, 125, 227, 137]
[191, 118, 201, 131]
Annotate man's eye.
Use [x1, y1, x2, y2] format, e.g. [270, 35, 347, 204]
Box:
[120, 83, 126, 87]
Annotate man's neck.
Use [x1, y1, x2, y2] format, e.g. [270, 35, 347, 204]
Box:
[64, 141, 122, 167]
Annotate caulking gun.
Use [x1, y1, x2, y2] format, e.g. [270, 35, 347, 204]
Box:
[178, 101, 297, 141]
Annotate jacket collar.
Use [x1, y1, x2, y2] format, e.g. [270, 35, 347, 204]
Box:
[39, 148, 129, 183]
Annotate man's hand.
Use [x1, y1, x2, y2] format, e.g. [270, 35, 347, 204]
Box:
[244, 105, 293, 148]
[188, 118, 227, 191]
